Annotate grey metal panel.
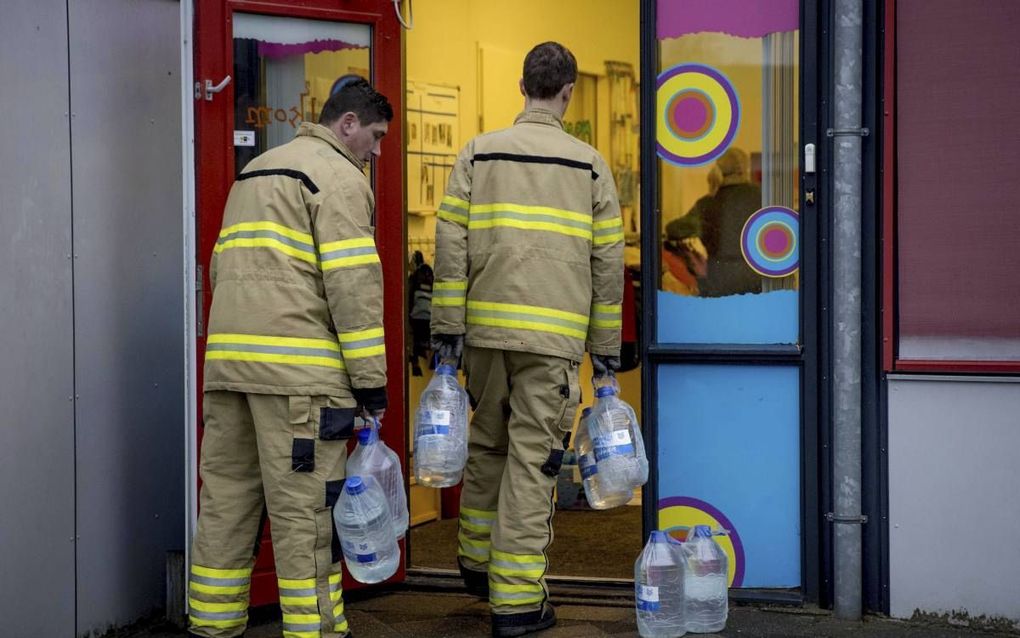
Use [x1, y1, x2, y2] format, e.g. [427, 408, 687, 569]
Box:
[888, 378, 1020, 621]
[0, 1, 76, 635]
[68, 0, 185, 633]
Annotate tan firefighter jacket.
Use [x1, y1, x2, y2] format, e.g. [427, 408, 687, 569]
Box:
[204, 122, 387, 407]
[431, 108, 624, 362]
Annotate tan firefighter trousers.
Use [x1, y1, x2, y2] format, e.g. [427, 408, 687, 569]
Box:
[457, 346, 581, 615]
[189, 391, 357, 638]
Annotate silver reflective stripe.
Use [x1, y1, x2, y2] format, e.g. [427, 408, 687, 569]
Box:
[461, 514, 494, 528]
[189, 609, 247, 621]
[470, 209, 592, 231]
[217, 229, 315, 254]
[279, 586, 317, 597]
[205, 343, 342, 360]
[283, 622, 321, 632]
[328, 581, 341, 594]
[491, 558, 545, 571]
[319, 245, 377, 261]
[467, 309, 588, 330]
[340, 335, 385, 350]
[460, 543, 489, 558]
[491, 590, 544, 601]
[190, 574, 250, 587]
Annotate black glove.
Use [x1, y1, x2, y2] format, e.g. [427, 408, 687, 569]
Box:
[591, 354, 621, 377]
[431, 334, 464, 364]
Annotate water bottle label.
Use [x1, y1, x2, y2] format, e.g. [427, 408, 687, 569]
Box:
[636, 584, 660, 611]
[609, 430, 632, 445]
[419, 424, 451, 435]
[593, 441, 636, 461]
[421, 410, 451, 425]
[355, 552, 378, 563]
[578, 454, 598, 478]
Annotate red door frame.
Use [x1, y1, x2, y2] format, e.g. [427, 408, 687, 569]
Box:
[194, 0, 406, 604]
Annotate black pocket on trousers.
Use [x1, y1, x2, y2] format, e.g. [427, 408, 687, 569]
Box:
[320, 407, 356, 440]
[292, 438, 315, 472]
[541, 449, 565, 477]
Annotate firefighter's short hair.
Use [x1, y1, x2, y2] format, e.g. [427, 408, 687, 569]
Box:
[319, 76, 394, 126]
[522, 42, 578, 100]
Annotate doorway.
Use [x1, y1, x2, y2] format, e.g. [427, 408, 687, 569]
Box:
[401, 0, 644, 580]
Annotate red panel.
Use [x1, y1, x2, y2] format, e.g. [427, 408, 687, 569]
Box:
[881, 0, 896, 371]
[194, 0, 406, 606]
[894, 360, 1020, 375]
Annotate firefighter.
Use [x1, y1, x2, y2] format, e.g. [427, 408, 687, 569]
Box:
[188, 78, 392, 638]
[430, 42, 624, 637]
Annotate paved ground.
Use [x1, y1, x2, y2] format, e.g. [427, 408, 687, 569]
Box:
[111, 589, 1018, 638]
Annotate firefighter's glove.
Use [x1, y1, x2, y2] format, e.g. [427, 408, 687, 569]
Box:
[591, 354, 621, 377]
[431, 333, 464, 365]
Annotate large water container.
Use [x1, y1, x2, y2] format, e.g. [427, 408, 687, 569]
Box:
[346, 419, 409, 540]
[635, 531, 686, 638]
[333, 475, 400, 584]
[576, 406, 632, 509]
[682, 525, 728, 633]
[588, 383, 648, 498]
[413, 363, 468, 487]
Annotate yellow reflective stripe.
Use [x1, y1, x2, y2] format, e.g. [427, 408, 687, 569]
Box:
[466, 317, 587, 340]
[330, 589, 343, 603]
[458, 533, 491, 558]
[438, 208, 469, 225]
[593, 218, 623, 231]
[593, 303, 621, 313]
[206, 350, 345, 370]
[333, 601, 345, 617]
[335, 618, 350, 633]
[470, 202, 590, 224]
[340, 344, 385, 359]
[490, 564, 545, 579]
[469, 217, 592, 240]
[593, 231, 625, 245]
[319, 237, 375, 253]
[460, 507, 497, 520]
[591, 318, 623, 328]
[278, 578, 316, 588]
[433, 297, 465, 307]
[442, 195, 469, 211]
[279, 595, 317, 606]
[467, 301, 587, 325]
[490, 592, 545, 605]
[282, 633, 317, 638]
[209, 334, 339, 351]
[191, 565, 252, 579]
[460, 518, 491, 535]
[434, 281, 468, 291]
[191, 616, 248, 628]
[491, 582, 543, 594]
[190, 581, 249, 595]
[491, 549, 544, 564]
[339, 327, 384, 342]
[329, 572, 341, 585]
[219, 221, 312, 244]
[283, 613, 320, 623]
[188, 598, 247, 613]
[214, 237, 318, 263]
[321, 252, 381, 271]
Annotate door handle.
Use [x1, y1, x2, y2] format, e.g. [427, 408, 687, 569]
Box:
[195, 75, 232, 101]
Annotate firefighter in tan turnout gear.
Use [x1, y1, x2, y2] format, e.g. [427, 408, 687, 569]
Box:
[431, 42, 625, 637]
[188, 79, 392, 638]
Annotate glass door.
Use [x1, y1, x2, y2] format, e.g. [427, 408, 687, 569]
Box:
[642, 0, 820, 598]
[194, 0, 405, 604]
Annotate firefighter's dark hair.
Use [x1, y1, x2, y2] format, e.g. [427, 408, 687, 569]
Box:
[522, 42, 577, 100]
[319, 77, 393, 126]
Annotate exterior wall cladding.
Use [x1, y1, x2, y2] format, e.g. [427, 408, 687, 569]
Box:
[0, 0, 1018, 634]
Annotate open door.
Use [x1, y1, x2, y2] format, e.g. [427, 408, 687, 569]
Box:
[194, 0, 405, 604]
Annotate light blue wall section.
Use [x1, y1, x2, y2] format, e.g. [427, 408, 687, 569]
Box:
[657, 290, 798, 344]
[657, 364, 800, 587]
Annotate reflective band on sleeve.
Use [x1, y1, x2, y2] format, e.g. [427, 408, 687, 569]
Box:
[339, 327, 385, 359]
[320, 237, 380, 271]
[593, 217, 625, 245]
[207, 333, 345, 370]
[467, 301, 589, 340]
[433, 280, 467, 307]
[438, 195, 470, 225]
[591, 303, 623, 329]
[215, 221, 317, 263]
[468, 203, 592, 240]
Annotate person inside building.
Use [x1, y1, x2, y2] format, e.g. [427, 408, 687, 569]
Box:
[684, 147, 764, 297]
[188, 78, 392, 638]
[430, 42, 624, 637]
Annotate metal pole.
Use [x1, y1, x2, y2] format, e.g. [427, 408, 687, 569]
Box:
[832, 0, 864, 620]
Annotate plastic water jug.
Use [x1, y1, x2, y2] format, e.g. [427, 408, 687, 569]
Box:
[413, 363, 468, 487]
[635, 531, 686, 637]
[346, 419, 409, 539]
[588, 383, 648, 497]
[682, 525, 728, 633]
[576, 406, 632, 509]
[333, 475, 399, 583]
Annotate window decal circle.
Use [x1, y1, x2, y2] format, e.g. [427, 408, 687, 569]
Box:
[740, 206, 799, 278]
[656, 63, 741, 167]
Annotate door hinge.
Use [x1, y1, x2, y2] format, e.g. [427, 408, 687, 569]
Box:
[195, 264, 204, 338]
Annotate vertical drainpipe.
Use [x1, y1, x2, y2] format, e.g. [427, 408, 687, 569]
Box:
[832, 0, 864, 620]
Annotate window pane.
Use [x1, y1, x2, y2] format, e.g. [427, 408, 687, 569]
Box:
[896, 0, 1020, 361]
[232, 14, 371, 177]
[655, 1, 799, 344]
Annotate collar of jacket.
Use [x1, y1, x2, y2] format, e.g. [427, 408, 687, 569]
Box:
[513, 108, 564, 129]
[295, 122, 365, 170]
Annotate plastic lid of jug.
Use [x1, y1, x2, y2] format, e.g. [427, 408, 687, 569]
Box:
[595, 386, 617, 398]
[650, 530, 670, 543]
[691, 524, 713, 538]
[356, 427, 373, 445]
[436, 364, 457, 375]
[345, 476, 366, 495]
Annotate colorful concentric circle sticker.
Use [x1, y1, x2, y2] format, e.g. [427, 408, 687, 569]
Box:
[741, 206, 799, 278]
[656, 64, 740, 167]
[658, 496, 745, 587]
